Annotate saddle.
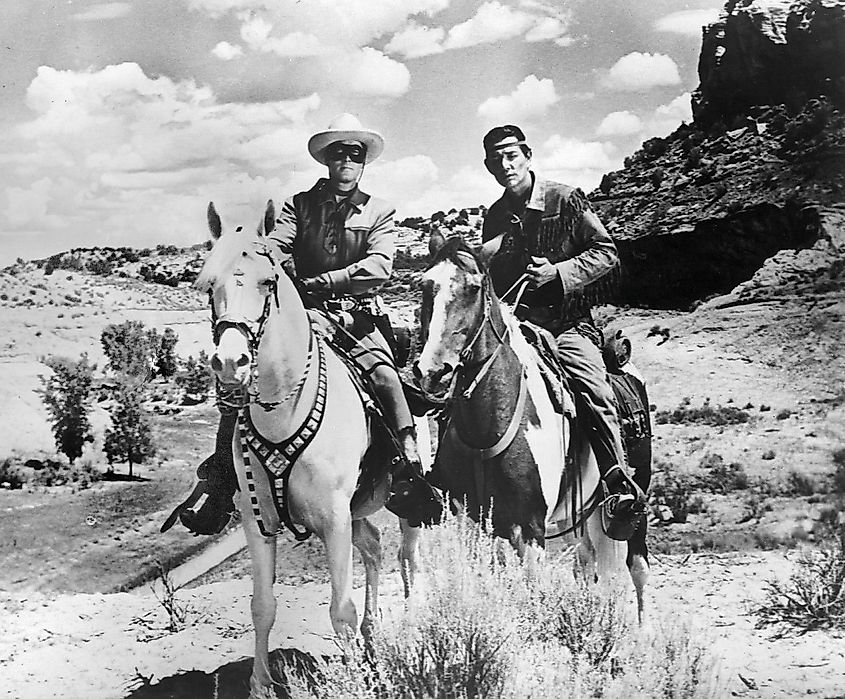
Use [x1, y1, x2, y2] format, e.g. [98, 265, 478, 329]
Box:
[519, 321, 650, 456]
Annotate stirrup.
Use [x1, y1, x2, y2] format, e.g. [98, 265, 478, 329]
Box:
[599, 467, 646, 542]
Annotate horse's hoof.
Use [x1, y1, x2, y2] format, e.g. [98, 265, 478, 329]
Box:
[249, 674, 277, 699]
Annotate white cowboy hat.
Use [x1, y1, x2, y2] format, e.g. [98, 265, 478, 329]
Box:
[307, 113, 385, 165]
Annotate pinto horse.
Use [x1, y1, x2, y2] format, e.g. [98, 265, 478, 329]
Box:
[414, 234, 648, 613]
[196, 201, 421, 699]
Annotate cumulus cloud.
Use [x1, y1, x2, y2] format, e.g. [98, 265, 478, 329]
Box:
[386, 0, 573, 58]
[212, 41, 244, 60]
[239, 16, 325, 56]
[642, 92, 693, 138]
[2, 63, 327, 252]
[477, 75, 559, 125]
[602, 52, 681, 92]
[397, 165, 501, 217]
[654, 9, 720, 35]
[71, 2, 132, 21]
[443, 1, 536, 50]
[365, 155, 440, 204]
[334, 48, 411, 98]
[595, 110, 643, 137]
[385, 21, 445, 58]
[535, 135, 622, 191]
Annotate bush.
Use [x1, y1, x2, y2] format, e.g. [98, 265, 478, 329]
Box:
[177, 351, 213, 403]
[39, 354, 95, 463]
[103, 378, 155, 477]
[101, 320, 157, 378]
[0, 458, 26, 489]
[655, 399, 750, 427]
[786, 470, 819, 497]
[650, 465, 700, 523]
[697, 453, 749, 493]
[282, 516, 722, 698]
[155, 327, 179, 379]
[754, 523, 845, 636]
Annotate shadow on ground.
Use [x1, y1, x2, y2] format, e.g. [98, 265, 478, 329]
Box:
[125, 647, 321, 699]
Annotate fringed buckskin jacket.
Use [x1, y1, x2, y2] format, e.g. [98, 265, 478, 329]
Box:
[482, 174, 620, 334]
[270, 178, 396, 297]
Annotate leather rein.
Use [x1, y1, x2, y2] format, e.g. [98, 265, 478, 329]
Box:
[442, 276, 529, 463]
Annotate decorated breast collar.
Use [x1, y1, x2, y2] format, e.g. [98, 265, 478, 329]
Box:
[238, 334, 328, 539]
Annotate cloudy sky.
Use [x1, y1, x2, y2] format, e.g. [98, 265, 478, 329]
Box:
[0, 0, 724, 265]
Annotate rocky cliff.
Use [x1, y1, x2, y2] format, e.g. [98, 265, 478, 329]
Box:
[592, 0, 845, 309]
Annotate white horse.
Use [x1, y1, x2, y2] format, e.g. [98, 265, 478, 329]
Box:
[196, 201, 421, 698]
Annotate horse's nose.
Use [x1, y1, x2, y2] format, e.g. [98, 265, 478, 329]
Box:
[210, 352, 249, 373]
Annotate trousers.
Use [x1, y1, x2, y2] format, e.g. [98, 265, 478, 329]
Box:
[555, 327, 627, 471]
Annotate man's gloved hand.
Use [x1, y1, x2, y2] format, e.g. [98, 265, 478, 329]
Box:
[526, 255, 558, 288]
[301, 274, 332, 293]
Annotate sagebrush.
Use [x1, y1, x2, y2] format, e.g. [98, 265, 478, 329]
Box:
[281, 516, 722, 698]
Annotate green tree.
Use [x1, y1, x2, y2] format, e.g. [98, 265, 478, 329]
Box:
[39, 354, 95, 463]
[103, 379, 155, 477]
[101, 320, 156, 377]
[155, 328, 179, 379]
[176, 350, 213, 403]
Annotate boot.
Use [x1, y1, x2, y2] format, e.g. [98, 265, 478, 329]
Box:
[384, 427, 443, 527]
[161, 414, 238, 536]
[600, 464, 647, 541]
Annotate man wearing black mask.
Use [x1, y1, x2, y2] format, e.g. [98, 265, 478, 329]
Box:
[168, 114, 440, 535]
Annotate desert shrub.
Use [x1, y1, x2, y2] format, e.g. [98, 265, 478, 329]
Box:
[655, 399, 749, 427]
[103, 378, 155, 477]
[39, 354, 95, 463]
[697, 453, 749, 493]
[831, 449, 845, 494]
[282, 516, 722, 698]
[650, 465, 700, 523]
[786, 470, 819, 497]
[155, 327, 179, 379]
[754, 523, 845, 635]
[101, 320, 157, 378]
[177, 351, 213, 403]
[599, 172, 615, 195]
[0, 458, 26, 489]
[776, 409, 793, 420]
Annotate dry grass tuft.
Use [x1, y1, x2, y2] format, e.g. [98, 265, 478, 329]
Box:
[281, 515, 722, 698]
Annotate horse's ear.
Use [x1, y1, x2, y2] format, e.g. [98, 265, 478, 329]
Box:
[207, 202, 222, 240]
[429, 229, 447, 258]
[262, 199, 276, 237]
[475, 233, 504, 270]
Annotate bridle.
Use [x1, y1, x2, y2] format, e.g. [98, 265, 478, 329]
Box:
[209, 245, 316, 413]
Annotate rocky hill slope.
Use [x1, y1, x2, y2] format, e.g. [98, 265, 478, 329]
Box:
[590, 0, 845, 309]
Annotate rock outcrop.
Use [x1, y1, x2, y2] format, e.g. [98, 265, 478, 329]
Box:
[591, 0, 845, 309]
[693, 0, 845, 129]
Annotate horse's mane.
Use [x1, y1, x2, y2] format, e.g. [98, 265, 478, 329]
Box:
[428, 235, 482, 273]
[195, 230, 255, 292]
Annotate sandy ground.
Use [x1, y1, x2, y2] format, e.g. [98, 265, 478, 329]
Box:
[1, 549, 844, 699]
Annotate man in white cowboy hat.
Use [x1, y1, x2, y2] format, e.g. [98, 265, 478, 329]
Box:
[168, 114, 441, 535]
